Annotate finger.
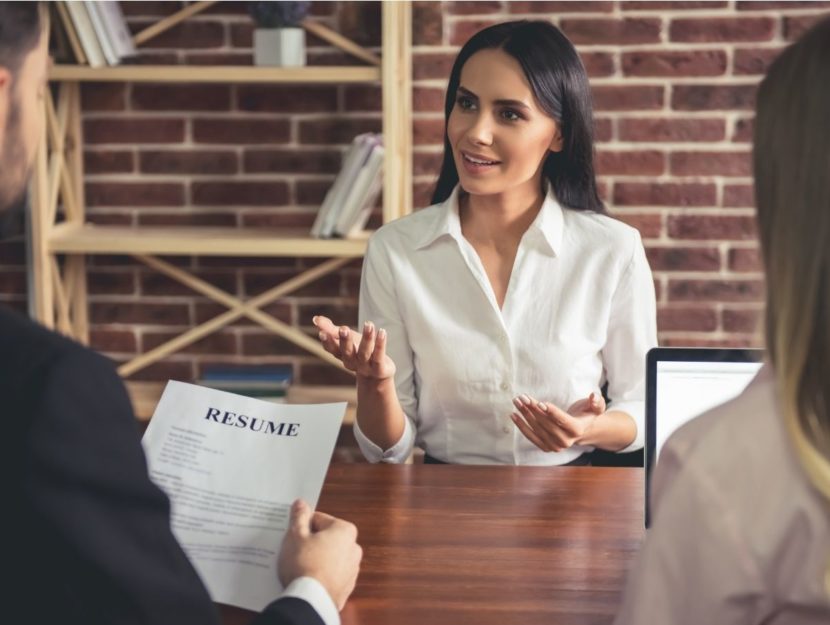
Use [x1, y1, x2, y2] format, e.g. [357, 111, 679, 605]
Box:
[310, 510, 337, 532]
[357, 321, 376, 363]
[339, 326, 357, 362]
[589, 392, 606, 414]
[371, 328, 387, 366]
[312, 315, 339, 335]
[290, 499, 312, 538]
[511, 412, 552, 452]
[544, 402, 581, 438]
[317, 330, 343, 358]
[524, 398, 570, 450]
[512, 397, 560, 451]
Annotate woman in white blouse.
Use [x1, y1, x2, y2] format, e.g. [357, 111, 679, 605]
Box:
[313, 21, 657, 465]
[615, 18, 830, 623]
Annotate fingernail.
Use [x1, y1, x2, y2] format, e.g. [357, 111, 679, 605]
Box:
[378, 328, 386, 339]
[312, 316, 319, 324]
[363, 321, 371, 332]
[537, 401, 548, 412]
[512, 397, 523, 409]
[521, 394, 531, 405]
[339, 327, 348, 338]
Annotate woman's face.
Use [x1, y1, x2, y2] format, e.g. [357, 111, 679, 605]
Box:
[447, 48, 562, 199]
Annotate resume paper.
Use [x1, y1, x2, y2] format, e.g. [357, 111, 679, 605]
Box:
[142, 381, 346, 611]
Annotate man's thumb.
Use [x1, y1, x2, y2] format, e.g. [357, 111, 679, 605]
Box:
[290, 499, 312, 537]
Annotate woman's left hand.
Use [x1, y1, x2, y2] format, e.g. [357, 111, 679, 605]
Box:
[511, 392, 605, 453]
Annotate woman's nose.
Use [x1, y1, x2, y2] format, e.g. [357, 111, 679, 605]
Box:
[466, 113, 494, 146]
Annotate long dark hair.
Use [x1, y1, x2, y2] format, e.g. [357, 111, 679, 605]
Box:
[430, 20, 604, 213]
[753, 14, 830, 540]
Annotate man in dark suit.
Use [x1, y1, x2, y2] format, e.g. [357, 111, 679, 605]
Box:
[0, 4, 361, 624]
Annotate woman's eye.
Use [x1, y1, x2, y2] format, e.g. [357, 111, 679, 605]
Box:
[501, 109, 522, 122]
[456, 95, 475, 110]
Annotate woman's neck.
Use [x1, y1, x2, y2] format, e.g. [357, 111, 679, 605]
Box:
[459, 183, 545, 246]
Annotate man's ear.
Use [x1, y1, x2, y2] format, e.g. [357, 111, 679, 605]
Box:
[0, 67, 10, 148]
[549, 127, 563, 153]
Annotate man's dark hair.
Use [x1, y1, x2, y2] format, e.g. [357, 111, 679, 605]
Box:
[0, 2, 45, 75]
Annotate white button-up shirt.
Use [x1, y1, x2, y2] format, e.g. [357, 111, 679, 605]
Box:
[354, 186, 657, 465]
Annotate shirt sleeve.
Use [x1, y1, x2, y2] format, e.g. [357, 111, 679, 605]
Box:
[276, 577, 339, 625]
[602, 229, 658, 452]
[354, 235, 418, 463]
[613, 438, 765, 625]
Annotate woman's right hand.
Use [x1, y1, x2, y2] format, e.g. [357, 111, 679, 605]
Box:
[312, 316, 396, 381]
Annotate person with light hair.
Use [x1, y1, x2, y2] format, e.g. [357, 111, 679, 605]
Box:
[614, 16, 830, 624]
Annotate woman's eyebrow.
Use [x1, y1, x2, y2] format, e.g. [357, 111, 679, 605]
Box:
[457, 85, 531, 110]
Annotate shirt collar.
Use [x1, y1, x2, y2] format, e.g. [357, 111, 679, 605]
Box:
[414, 184, 565, 256]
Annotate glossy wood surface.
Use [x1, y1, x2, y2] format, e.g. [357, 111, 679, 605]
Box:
[221, 464, 644, 625]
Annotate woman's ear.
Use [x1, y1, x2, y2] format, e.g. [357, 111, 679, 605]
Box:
[549, 127, 563, 153]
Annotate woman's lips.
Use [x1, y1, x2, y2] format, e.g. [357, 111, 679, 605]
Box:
[459, 151, 501, 175]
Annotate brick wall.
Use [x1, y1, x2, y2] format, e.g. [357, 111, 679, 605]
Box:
[1, 1, 829, 384]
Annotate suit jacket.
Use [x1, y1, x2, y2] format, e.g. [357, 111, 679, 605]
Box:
[1, 306, 324, 625]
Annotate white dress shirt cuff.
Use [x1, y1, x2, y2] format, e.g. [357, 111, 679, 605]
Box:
[353, 414, 414, 463]
[608, 400, 645, 453]
[281, 576, 340, 625]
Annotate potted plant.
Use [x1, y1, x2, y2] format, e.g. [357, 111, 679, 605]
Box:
[249, 1, 311, 67]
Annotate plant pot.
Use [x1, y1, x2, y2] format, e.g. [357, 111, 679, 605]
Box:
[254, 27, 306, 67]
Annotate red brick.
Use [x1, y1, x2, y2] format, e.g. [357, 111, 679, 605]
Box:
[658, 306, 718, 332]
[614, 182, 716, 207]
[729, 247, 763, 272]
[670, 151, 752, 177]
[414, 119, 446, 146]
[619, 118, 725, 142]
[193, 119, 290, 144]
[343, 85, 382, 113]
[138, 213, 237, 227]
[413, 52, 456, 80]
[296, 181, 333, 206]
[229, 22, 253, 47]
[668, 279, 764, 302]
[414, 151, 444, 177]
[733, 47, 783, 75]
[140, 271, 236, 297]
[309, 2, 336, 16]
[596, 150, 665, 176]
[244, 271, 340, 298]
[191, 182, 290, 207]
[672, 85, 756, 111]
[622, 1, 727, 8]
[132, 84, 230, 111]
[732, 117, 754, 143]
[339, 2, 382, 47]
[594, 118, 613, 142]
[130, 52, 179, 64]
[297, 303, 359, 327]
[561, 18, 661, 45]
[723, 184, 755, 208]
[194, 301, 294, 326]
[646, 246, 721, 271]
[450, 19, 501, 45]
[0, 271, 26, 294]
[90, 302, 191, 326]
[87, 270, 137, 295]
[124, 361, 194, 384]
[84, 150, 135, 174]
[237, 85, 338, 113]
[0, 241, 25, 265]
[517, 1, 615, 11]
[298, 118, 382, 145]
[244, 149, 341, 174]
[144, 331, 238, 355]
[668, 215, 757, 240]
[240, 212, 317, 229]
[81, 83, 127, 111]
[89, 328, 138, 354]
[669, 17, 775, 42]
[592, 85, 664, 111]
[121, 2, 182, 17]
[86, 182, 184, 207]
[783, 14, 827, 40]
[84, 118, 186, 144]
[414, 181, 437, 209]
[737, 1, 830, 8]
[622, 50, 727, 77]
[240, 332, 310, 356]
[581, 51, 616, 77]
[446, 1, 503, 14]
[413, 86, 445, 114]
[87, 213, 133, 226]
[413, 1, 444, 46]
[722, 308, 763, 333]
[139, 150, 238, 175]
[612, 212, 663, 239]
[298, 363, 355, 386]
[134, 20, 224, 49]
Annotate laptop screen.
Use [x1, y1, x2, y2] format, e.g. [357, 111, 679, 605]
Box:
[645, 348, 764, 526]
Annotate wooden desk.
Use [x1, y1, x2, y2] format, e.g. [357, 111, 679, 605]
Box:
[221, 465, 644, 625]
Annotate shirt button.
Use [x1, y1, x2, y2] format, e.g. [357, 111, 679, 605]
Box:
[502, 425, 511, 434]
[500, 382, 510, 391]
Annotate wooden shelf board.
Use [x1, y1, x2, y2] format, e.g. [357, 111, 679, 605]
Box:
[48, 224, 369, 257]
[128, 381, 356, 425]
[50, 65, 381, 84]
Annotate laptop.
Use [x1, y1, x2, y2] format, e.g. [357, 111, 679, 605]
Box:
[644, 347, 764, 526]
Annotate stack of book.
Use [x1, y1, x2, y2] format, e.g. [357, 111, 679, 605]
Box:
[311, 133, 384, 239]
[55, 1, 136, 68]
[197, 365, 293, 403]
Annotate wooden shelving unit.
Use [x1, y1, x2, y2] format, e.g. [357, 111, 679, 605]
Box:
[31, 1, 412, 415]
